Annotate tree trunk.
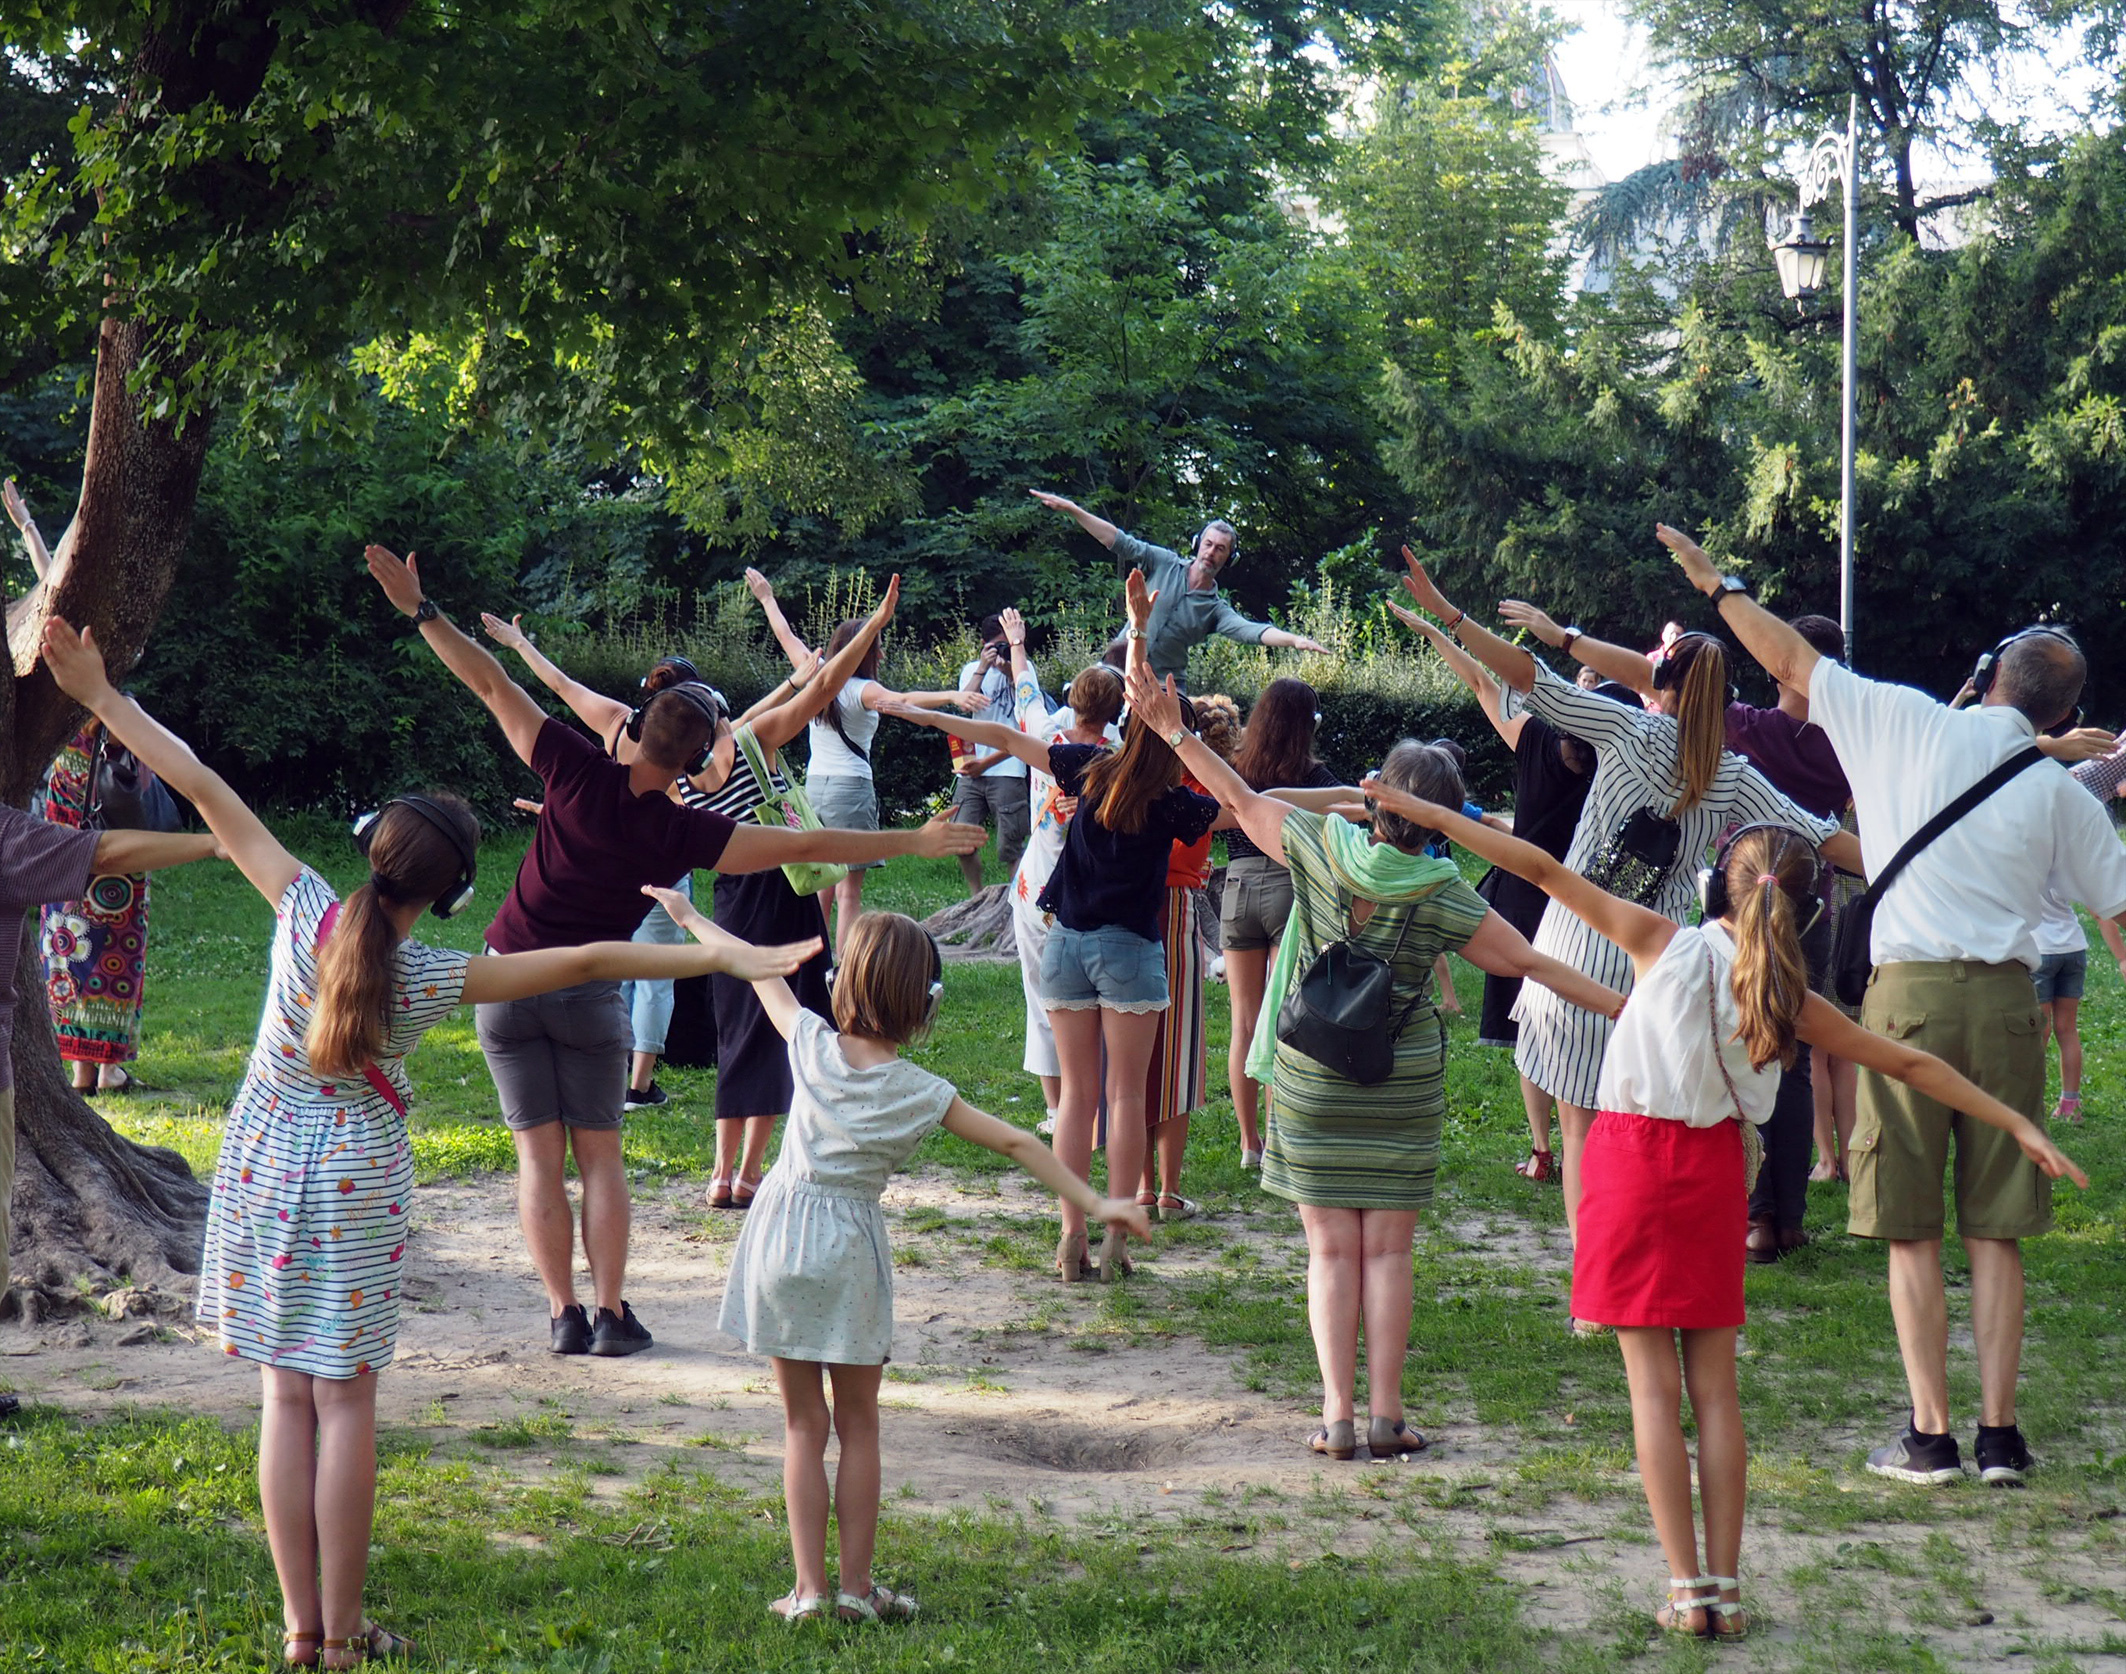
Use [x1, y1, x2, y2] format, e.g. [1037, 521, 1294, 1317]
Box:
[3, 315, 216, 1313]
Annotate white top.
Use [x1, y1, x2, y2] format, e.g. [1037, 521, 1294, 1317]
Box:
[2033, 893, 2088, 958]
[1809, 658, 2126, 968]
[805, 678, 880, 780]
[957, 659, 1028, 779]
[1596, 922, 1778, 1128]
[772, 1010, 956, 1195]
[1008, 659, 1121, 905]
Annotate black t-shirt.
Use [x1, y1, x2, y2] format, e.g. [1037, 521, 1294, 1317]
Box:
[1225, 759, 1341, 863]
[1477, 715, 1593, 927]
[1037, 743, 1220, 941]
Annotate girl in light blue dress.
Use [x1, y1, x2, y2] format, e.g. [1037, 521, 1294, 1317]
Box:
[648, 892, 1147, 1626]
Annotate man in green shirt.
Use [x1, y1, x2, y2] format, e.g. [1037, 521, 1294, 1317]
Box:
[1030, 491, 1327, 687]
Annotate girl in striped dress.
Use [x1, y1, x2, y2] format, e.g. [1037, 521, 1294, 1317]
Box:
[42, 619, 818, 1672]
[1391, 552, 1839, 1253]
[1370, 789, 2086, 1641]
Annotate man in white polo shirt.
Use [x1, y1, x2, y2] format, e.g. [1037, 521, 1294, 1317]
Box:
[1659, 524, 2126, 1489]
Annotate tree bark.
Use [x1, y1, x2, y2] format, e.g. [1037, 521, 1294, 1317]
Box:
[3, 315, 216, 1311]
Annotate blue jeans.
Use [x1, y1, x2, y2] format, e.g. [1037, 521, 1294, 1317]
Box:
[623, 875, 692, 1055]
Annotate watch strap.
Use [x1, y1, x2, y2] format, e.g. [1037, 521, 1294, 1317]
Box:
[412, 598, 440, 623]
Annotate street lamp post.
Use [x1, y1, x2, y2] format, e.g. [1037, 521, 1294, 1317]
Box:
[1771, 96, 1860, 658]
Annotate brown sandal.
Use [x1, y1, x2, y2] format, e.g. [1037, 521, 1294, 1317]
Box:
[320, 1623, 414, 1667]
[283, 1631, 321, 1669]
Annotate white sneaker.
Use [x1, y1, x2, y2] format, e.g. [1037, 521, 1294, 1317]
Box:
[1241, 1148, 1263, 1170]
[1036, 1111, 1058, 1137]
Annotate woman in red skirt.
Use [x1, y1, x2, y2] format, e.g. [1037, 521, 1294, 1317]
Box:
[1366, 793, 2088, 1642]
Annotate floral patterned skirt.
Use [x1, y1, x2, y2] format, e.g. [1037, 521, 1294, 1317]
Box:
[39, 729, 149, 1065]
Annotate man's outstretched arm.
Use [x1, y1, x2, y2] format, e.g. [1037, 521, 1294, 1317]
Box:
[1656, 525, 1820, 694]
[1028, 489, 1121, 549]
[366, 545, 550, 767]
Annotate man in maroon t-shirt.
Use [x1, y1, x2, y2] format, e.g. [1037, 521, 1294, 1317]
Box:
[367, 547, 981, 1359]
[1, 808, 221, 1325]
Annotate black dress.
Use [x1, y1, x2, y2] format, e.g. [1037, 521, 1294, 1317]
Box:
[1476, 716, 1593, 1047]
[688, 729, 834, 1119]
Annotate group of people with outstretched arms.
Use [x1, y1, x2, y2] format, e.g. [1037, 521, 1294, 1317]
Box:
[0, 482, 2104, 1654]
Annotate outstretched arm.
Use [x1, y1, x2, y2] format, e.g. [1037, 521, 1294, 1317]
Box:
[747, 575, 903, 754]
[1029, 489, 1121, 549]
[462, 925, 821, 1007]
[643, 882, 811, 1039]
[1127, 663, 1294, 863]
[367, 546, 550, 767]
[1795, 995, 2086, 1186]
[743, 568, 817, 674]
[1394, 547, 1537, 693]
[876, 703, 1052, 771]
[1391, 605, 1524, 748]
[1497, 600, 1657, 698]
[1458, 912, 1627, 1020]
[43, 619, 291, 903]
[1364, 774, 1677, 972]
[479, 612, 629, 743]
[940, 1098, 1152, 1236]
[717, 810, 986, 875]
[1657, 525, 1820, 694]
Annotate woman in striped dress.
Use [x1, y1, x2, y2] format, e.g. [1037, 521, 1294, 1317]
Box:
[1391, 553, 1839, 1255]
[40, 618, 817, 1672]
[1129, 668, 1625, 1460]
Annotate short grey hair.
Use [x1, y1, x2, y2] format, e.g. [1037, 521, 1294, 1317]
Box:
[1995, 630, 2085, 731]
[1373, 739, 1465, 854]
[1196, 520, 1238, 564]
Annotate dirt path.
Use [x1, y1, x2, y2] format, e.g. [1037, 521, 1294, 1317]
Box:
[5, 1168, 2120, 1668]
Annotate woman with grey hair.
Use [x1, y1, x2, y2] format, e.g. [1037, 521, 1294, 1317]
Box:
[1128, 668, 1624, 1460]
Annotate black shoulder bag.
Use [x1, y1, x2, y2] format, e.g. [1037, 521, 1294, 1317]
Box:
[88, 725, 182, 833]
[1276, 895, 1421, 1086]
[1829, 746, 2046, 1006]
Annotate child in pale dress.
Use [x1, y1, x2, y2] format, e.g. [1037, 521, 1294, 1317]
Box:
[649, 893, 1149, 1624]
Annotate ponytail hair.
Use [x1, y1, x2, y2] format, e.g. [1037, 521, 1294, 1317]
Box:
[310, 794, 480, 1080]
[1661, 634, 1729, 816]
[1723, 826, 1818, 1072]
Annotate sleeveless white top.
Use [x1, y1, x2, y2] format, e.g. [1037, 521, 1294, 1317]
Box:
[805, 678, 880, 780]
[1595, 921, 1779, 1128]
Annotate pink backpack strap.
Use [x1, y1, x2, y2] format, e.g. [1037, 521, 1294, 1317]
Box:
[314, 900, 410, 1118]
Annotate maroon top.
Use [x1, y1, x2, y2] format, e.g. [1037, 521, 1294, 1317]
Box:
[485, 719, 736, 955]
[1724, 702, 1852, 822]
[1, 808, 100, 1090]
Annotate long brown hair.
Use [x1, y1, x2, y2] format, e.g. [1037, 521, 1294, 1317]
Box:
[310, 795, 480, 1080]
[1232, 677, 1322, 790]
[1655, 634, 1729, 816]
[1723, 826, 1818, 1072]
[1079, 698, 1197, 835]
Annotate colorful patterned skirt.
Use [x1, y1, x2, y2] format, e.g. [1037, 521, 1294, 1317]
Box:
[39, 727, 148, 1066]
[1143, 885, 1207, 1127]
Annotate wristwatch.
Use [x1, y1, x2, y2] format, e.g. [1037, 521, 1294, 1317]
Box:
[1166, 726, 1191, 750]
[412, 598, 440, 624]
[1559, 625, 1583, 655]
[1710, 575, 1752, 603]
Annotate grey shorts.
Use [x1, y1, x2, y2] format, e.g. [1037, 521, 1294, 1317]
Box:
[2033, 949, 2087, 1004]
[950, 773, 1031, 872]
[807, 774, 880, 872]
[1219, 855, 1294, 951]
[475, 977, 630, 1131]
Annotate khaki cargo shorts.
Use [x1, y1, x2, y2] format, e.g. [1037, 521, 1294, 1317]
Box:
[1849, 960, 2050, 1242]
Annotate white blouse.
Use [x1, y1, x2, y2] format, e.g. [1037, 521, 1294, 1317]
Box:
[1595, 922, 1779, 1128]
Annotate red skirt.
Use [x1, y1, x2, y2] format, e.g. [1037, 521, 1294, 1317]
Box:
[1571, 1111, 1747, 1330]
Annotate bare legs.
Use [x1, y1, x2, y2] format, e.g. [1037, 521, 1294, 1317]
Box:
[1295, 1205, 1421, 1427]
[1888, 1236, 2025, 1432]
[773, 1358, 886, 1604]
[513, 1122, 629, 1317]
[1516, 1075, 1556, 1176]
[829, 870, 867, 962]
[711, 1113, 779, 1199]
[1558, 1101, 1597, 1238]
[1617, 1327, 1746, 1629]
[2044, 996, 2082, 1113]
[1810, 1052, 1858, 1180]
[259, 1368, 382, 1666]
[1047, 1005, 1161, 1242]
[1225, 945, 1271, 1156]
[1141, 1114, 1191, 1201]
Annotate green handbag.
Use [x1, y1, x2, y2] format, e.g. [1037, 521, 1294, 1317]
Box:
[735, 726, 848, 898]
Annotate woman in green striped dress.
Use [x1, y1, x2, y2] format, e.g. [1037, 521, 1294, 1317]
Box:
[1129, 672, 1624, 1460]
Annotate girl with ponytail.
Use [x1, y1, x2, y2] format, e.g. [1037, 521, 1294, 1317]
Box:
[42, 619, 820, 1672]
[1361, 783, 2088, 1646]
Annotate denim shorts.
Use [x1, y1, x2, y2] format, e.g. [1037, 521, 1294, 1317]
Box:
[2033, 948, 2087, 1004]
[1039, 922, 1170, 1014]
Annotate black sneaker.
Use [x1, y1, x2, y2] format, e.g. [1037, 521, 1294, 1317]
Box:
[623, 1082, 668, 1110]
[549, 1303, 592, 1356]
[0, 1393, 19, 1419]
[1975, 1424, 2032, 1485]
[1866, 1424, 1963, 1484]
[589, 1302, 653, 1358]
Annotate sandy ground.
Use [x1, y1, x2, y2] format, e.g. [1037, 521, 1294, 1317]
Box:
[5, 1167, 2122, 1668]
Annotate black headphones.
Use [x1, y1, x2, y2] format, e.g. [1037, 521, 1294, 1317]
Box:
[1699, 822, 1823, 937]
[622, 679, 728, 776]
[351, 795, 478, 920]
[1969, 625, 2080, 700]
[1650, 631, 1739, 702]
[923, 931, 946, 1021]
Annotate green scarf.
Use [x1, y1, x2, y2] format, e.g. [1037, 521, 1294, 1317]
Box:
[1245, 814, 1462, 1083]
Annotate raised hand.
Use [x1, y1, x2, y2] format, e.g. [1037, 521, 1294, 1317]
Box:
[1126, 664, 1185, 740]
[868, 572, 902, 631]
[2, 477, 30, 532]
[1655, 524, 1722, 593]
[1361, 772, 1451, 831]
[1388, 600, 1449, 643]
[40, 618, 114, 705]
[642, 883, 707, 934]
[915, 812, 988, 858]
[1398, 547, 1456, 621]
[481, 612, 533, 654]
[1498, 600, 1566, 647]
[1027, 489, 1078, 514]
[744, 566, 776, 603]
[1125, 567, 1158, 630]
[1000, 606, 1027, 648]
[364, 544, 425, 617]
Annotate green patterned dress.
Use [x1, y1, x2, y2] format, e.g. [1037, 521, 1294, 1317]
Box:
[1262, 812, 1489, 1210]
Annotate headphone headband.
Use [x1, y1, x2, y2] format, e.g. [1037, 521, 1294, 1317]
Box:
[1970, 624, 2080, 700]
[1698, 822, 1823, 937]
[351, 795, 479, 921]
[622, 680, 727, 775]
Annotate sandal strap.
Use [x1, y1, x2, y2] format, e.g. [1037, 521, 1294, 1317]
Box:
[1704, 1575, 1739, 1588]
[835, 1590, 880, 1623]
[1669, 1575, 1715, 1590]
